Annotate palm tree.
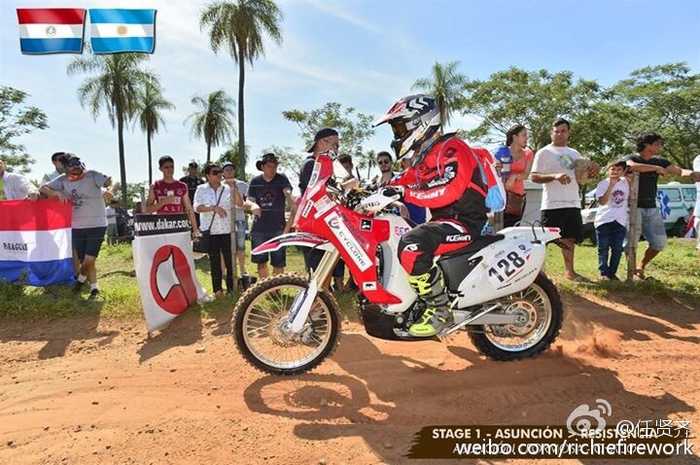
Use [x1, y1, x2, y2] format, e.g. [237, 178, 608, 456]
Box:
[186, 90, 236, 163]
[200, 0, 283, 178]
[135, 77, 175, 186]
[67, 54, 153, 204]
[412, 61, 467, 127]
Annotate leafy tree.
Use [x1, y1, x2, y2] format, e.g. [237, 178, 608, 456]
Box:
[112, 181, 147, 209]
[282, 102, 376, 172]
[461, 67, 603, 152]
[67, 53, 154, 204]
[186, 90, 236, 164]
[612, 62, 700, 167]
[135, 77, 175, 186]
[0, 86, 48, 173]
[217, 139, 250, 179]
[413, 61, 467, 127]
[200, 0, 283, 180]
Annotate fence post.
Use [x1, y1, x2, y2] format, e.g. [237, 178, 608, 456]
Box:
[626, 172, 640, 281]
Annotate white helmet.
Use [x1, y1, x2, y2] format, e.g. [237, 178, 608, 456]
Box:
[374, 94, 441, 160]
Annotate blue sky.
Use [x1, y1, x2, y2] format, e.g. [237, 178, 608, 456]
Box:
[2, 0, 699, 190]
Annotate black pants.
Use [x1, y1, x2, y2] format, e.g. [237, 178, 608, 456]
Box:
[208, 233, 233, 293]
[398, 219, 482, 275]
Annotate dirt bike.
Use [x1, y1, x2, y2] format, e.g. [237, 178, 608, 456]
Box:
[232, 152, 563, 375]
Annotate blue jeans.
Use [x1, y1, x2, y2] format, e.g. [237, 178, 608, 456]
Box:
[596, 221, 626, 278]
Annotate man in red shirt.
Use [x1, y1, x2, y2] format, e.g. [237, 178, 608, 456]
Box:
[145, 156, 199, 235]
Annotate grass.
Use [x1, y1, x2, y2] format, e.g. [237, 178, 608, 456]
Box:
[1, 238, 698, 321]
[545, 238, 700, 307]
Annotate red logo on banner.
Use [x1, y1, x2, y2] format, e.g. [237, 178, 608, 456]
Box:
[149, 245, 198, 315]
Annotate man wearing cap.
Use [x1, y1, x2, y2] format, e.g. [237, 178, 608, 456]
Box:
[297, 128, 350, 290]
[222, 161, 248, 274]
[245, 153, 296, 278]
[40, 157, 113, 299]
[180, 161, 204, 226]
[299, 128, 339, 194]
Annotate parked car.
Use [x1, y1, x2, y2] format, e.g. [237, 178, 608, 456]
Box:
[581, 182, 695, 243]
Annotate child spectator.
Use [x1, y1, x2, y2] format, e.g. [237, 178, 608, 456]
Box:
[594, 160, 629, 280]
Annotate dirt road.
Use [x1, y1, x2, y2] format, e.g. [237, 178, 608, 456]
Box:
[1, 292, 699, 465]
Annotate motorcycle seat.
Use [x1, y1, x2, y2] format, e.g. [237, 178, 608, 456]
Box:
[439, 234, 505, 259]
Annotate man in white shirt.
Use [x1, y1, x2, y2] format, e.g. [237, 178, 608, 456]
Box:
[0, 159, 33, 200]
[530, 118, 598, 281]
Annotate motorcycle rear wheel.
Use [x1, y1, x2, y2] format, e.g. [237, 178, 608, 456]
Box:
[468, 273, 563, 361]
[232, 273, 341, 375]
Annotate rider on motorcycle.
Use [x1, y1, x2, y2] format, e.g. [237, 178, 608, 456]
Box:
[375, 94, 494, 337]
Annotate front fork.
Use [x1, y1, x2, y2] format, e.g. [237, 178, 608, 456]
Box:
[285, 249, 340, 334]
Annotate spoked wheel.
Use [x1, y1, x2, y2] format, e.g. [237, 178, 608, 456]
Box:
[469, 273, 563, 361]
[232, 274, 341, 375]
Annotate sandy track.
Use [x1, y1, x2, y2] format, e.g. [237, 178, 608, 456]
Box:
[1, 293, 699, 465]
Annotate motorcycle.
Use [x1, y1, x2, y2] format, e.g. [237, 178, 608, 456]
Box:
[232, 152, 563, 375]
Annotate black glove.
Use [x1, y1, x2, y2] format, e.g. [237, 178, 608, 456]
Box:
[381, 186, 403, 198]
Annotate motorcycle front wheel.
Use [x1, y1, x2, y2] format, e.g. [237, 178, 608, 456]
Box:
[468, 273, 563, 361]
[232, 273, 341, 375]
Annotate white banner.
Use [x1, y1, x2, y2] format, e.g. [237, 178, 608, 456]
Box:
[133, 214, 206, 332]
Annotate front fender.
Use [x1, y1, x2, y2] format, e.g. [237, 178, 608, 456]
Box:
[251, 232, 334, 255]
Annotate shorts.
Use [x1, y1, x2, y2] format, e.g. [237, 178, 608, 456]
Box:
[637, 207, 667, 251]
[106, 223, 118, 238]
[233, 220, 247, 251]
[541, 208, 583, 243]
[251, 230, 286, 267]
[72, 226, 106, 261]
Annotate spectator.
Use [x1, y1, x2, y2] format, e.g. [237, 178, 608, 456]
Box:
[193, 163, 234, 298]
[0, 159, 33, 200]
[42, 152, 69, 184]
[497, 125, 535, 227]
[298, 129, 345, 289]
[145, 156, 199, 235]
[105, 199, 119, 245]
[40, 156, 112, 299]
[180, 161, 204, 225]
[222, 161, 248, 274]
[530, 118, 598, 281]
[299, 128, 339, 193]
[373, 151, 394, 187]
[246, 153, 296, 279]
[694, 154, 700, 251]
[625, 134, 700, 277]
[594, 160, 629, 281]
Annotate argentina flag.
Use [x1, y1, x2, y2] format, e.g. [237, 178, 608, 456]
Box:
[89, 9, 156, 54]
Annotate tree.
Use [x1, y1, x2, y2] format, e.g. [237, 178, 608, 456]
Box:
[0, 86, 48, 173]
[217, 139, 250, 179]
[282, 102, 376, 173]
[135, 77, 175, 186]
[612, 63, 700, 167]
[67, 54, 154, 204]
[186, 90, 236, 164]
[200, 0, 283, 181]
[412, 61, 467, 127]
[461, 67, 604, 152]
[112, 181, 147, 209]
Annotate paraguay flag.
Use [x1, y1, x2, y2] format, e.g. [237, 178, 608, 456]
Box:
[89, 9, 156, 54]
[16, 8, 86, 54]
[0, 200, 74, 286]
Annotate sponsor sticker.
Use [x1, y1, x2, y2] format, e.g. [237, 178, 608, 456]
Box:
[361, 219, 372, 231]
[314, 195, 335, 218]
[362, 281, 377, 291]
[324, 212, 372, 271]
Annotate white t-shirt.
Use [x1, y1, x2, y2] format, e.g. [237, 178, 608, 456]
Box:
[531, 144, 582, 210]
[193, 183, 232, 235]
[693, 155, 700, 217]
[594, 177, 629, 228]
